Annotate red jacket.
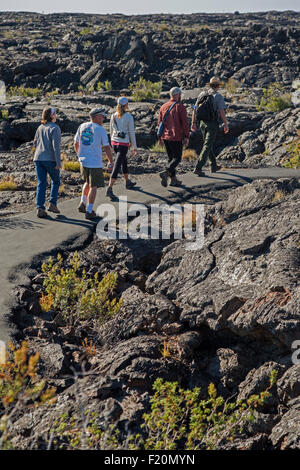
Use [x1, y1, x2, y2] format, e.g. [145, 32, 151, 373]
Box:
[158, 99, 190, 141]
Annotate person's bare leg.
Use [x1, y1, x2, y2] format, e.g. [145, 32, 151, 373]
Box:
[123, 173, 129, 181]
[78, 182, 90, 212]
[109, 177, 116, 188]
[86, 186, 97, 213]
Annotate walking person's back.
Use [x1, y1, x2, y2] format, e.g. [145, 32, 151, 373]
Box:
[157, 87, 189, 187]
[33, 106, 61, 218]
[191, 77, 229, 176]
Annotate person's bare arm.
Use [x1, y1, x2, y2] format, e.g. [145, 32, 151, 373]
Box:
[74, 141, 79, 155]
[220, 109, 229, 133]
[104, 145, 113, 165]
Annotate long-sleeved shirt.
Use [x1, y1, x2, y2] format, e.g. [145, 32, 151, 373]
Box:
[158, 99, 190, 141]
[33, 122, 61, 166]
[110, 112, 137, 149]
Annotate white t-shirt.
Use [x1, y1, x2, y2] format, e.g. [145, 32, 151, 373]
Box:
[74, 121, 109, 168]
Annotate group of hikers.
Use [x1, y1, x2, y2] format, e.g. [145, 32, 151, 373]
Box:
[33, 76, 229, 220]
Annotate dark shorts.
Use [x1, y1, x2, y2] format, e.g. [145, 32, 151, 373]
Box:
[80, 166, 104, 188]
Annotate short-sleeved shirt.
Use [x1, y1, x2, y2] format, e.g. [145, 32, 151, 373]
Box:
[195, 88, 226, 123]
[74, 121, 109, 168]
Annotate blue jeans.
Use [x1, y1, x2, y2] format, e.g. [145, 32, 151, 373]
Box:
[34, 161, 60, 210]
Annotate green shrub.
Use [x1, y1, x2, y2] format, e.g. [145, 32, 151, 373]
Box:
[282, 132, 300, 169]
[80, 27, 92, 36]
[8, 86, 42, 98]
[130, 372, 277, 450]
[0, 176, 18, 191]
[41, 252, 123, 325]
[63, 161, 81, 172]
[97, 80, 112, 92]
[150, 142, 166, 153]
[0, 109, 9, 120]
[129, 77, 162, 102]
[257, 83, 292, 112]
[0, 341, 56, 449]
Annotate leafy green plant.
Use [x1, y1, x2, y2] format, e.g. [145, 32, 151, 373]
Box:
[0, 341, 56, 449]
[80, 27, 92, 36]
[150, 142, 166, 153]
[257, 83, 292, 112]
[131, 371, 277, 450]
[63, 161, 81, 172]
[0, 109, 8, 120]
[282, 131, 300, 169]
[41, 252, 123, 325]
[129, 77, 162, 102]
[0, 176, 18, 191]
[8, 86, 42, 98]
[97, 80, 112, 92]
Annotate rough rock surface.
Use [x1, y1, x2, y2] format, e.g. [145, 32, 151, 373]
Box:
[4, 178, 300, 450]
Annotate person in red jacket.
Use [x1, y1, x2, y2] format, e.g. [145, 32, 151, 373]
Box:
[157, 87, 190, 187]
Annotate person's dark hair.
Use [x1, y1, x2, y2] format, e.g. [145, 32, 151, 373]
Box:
[41, 107, 53, 124]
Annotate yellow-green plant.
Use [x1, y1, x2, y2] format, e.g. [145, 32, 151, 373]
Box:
[150, 142, 166, 153]
[257, 83, 292, 112]
[0, 109, 9, 120]
[0, 176, 18, 191]
[80, 27, 92, 36]
[131, 371, 277, 450]
[97, 80, 112, 92]
[129, 77, 162, 102]
[63, 161, 81, 172]
[0, 341, 56, 449]
[282, 132, 300, 169]
[41, 252, 123, 325]
[8, 86, 42, 98]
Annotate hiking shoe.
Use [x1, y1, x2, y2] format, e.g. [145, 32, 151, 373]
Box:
[210, 164, 222, 173]
[159, 171, 168, 187]
[193, 167, 206, 176]
[37, 208, 47, 218]
[169, 176, 182, 187]
[48, 203, 60, 214]
[106, 186, 117, 201]
[78, 201, 86, 213]
[125, 179, 136, 189]
[85, 210, 98, 221]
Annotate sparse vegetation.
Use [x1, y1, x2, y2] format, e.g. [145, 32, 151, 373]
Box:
[282, 131, 300, 169]
[0, 341, 56, 449]
[0, 109, 8, 120]
[8, 86, 42, 98]
[97, 80, 112, 92]
[63, 161, 81, 172]
[150, 142, 166, 153]
[41, 252, 123, 326]
[130, 371, 277, 450]
[129, 77, 162, 102]
[0, 176, 18, 191]
[182, 149, 197, 160]
[257, 83, 292, 113]
[80, 27, 92, 36]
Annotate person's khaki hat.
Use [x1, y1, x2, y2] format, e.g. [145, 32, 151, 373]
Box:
[89, 107, 107, 117]
[207, 76, 223, 87]
[170, 86, 182, 96]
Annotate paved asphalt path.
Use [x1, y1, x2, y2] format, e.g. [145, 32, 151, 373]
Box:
[1, 167, 300, 343]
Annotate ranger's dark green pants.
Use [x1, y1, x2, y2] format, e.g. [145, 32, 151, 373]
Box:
[197, 121, 218, 169]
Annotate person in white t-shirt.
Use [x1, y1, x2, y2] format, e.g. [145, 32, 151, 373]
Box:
[74, 108, 113, 220]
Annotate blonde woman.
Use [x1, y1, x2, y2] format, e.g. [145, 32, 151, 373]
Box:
[33, 106, 61, 218]
[106, 97, 137, 200]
